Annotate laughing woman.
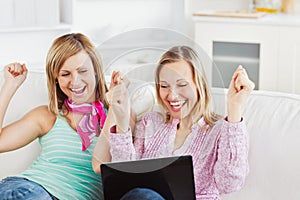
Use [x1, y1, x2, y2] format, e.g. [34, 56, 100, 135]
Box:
[93, 46, 255, 200]
[0, 33, 110, 199]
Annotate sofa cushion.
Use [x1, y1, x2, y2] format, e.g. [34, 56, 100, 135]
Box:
[214, 88, 300, 200]
[104, 75, 156, 121]
[127, 79, 156, 121]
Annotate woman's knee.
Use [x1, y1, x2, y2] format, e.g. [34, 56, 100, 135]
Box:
[0, 177, 53, 200]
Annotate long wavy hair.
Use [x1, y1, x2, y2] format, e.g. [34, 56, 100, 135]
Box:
[46, 33, 108, 116]
[155, 46, 221, 127]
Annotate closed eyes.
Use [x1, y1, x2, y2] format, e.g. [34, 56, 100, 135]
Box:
[59, 69, 88, 77]
[159, 82, 189, 88]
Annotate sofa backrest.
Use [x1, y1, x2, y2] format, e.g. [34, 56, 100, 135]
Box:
[1, 70, 300, 200]
[217, 88, 300, 200]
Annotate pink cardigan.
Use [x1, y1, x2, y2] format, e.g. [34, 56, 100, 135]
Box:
[110, 112, 249, 200]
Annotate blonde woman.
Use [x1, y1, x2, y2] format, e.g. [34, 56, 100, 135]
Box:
[94, 46, 255, 200]
[0, 33, 111, 199]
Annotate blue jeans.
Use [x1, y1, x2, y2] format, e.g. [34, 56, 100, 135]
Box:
[120, 188, 165, 200]
[0, 177, 56, 200]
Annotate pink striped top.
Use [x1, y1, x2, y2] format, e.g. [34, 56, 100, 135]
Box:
[110, 112, 249, 200]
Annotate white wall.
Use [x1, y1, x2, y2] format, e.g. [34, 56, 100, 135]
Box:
[71, 0, 192, 76]
[71, 0, 188, 45]
[71, 0, 254, 46]
[0, 0, 71, 70]
[2, 0, 300, 70]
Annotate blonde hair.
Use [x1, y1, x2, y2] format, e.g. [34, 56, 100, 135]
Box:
[46, 33, 108, 116]
[155, 46, 221, 127]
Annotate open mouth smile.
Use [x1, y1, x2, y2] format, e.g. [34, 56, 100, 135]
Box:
[169, 100, 186, 111]
[70, 86, 86, 95]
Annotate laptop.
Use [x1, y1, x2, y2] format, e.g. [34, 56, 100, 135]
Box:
[100, 155, 196, 200]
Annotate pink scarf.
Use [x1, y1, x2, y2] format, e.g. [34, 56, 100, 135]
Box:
[64, 99, 107, 151]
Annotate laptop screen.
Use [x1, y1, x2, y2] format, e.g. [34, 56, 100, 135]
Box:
[101, 155, 195, 200]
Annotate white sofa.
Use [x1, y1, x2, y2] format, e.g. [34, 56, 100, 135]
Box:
[1, 70, 300, 200]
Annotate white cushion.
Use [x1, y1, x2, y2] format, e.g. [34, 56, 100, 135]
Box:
[127, 80, 156, 121]
[216, 88, 300, 200]
[105, 75, 156, 121]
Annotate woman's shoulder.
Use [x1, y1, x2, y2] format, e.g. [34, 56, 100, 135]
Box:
[28, 105, 54, 116]
[26, 105, 57, 134]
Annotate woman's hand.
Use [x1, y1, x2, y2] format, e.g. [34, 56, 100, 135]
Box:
[227, 65, 255, 122]
[107, 71, 131, 133]
[4, 63, 28, 89]
[106, 71, 130, 103]
[0, 63, 28, 137]
[109, 71, 130, 89]
[110, 83, 131, 133]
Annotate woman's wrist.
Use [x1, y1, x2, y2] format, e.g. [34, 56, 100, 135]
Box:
[226, 115, 242, 123]
[110, 125, 130, 134]
[227, 103, 242, 123]
[116, 125, 130, 133]
[3, 80, 20, 91]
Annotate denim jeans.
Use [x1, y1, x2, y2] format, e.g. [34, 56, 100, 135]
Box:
[120, 188, 165, 200]
[0, 177, 56, 200]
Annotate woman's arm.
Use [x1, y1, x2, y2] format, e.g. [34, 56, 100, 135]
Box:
[92, 109, 114, 174]
[92, 71, 134, 174]
[227, 65, 255, 122]
[212, 65, 253, 192]
[0, 63, 55, 152]
[0, 106, 56, 152]
[0, 63, 27, 134]
[213, 119, 249, 194]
